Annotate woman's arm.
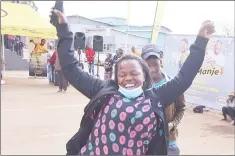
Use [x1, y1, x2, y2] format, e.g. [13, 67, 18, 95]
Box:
[55, 11, 105, 99]
[153, 21, 215, 106]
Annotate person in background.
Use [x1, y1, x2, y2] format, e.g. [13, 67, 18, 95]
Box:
[85, 44, 95, 76]
[113, 48, 123, 63]
[178, 39, 190, 70]
[30, 39, 47, 54]
[0, 54, 6, 85]
[8, 35, 15, 52]
[48, 49, 56, 85]
[47, 50, 52, 83]
[14, 37, 24, 56]
[159, 51, 164, 68]
[222, 92, 235, 125]
[104, 53, 113, 80]
[131, 46, 141, 57]
[141, 44, 186, 155]
[75, 47, 85, 70]
[55, 50, 68, 92]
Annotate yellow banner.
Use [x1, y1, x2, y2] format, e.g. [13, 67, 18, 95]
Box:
[151, 1, 167, 44]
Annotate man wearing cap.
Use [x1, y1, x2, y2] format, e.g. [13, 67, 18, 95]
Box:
[141, 44, 186, 155]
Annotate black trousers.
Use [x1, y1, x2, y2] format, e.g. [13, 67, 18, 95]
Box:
[222, 106, 235, 120]
[56, 70, 68, 90]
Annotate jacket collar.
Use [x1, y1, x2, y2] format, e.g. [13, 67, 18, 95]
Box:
[162, 72, 170, 82]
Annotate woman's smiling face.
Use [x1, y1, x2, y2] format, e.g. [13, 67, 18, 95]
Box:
[117, 59, 145, 90]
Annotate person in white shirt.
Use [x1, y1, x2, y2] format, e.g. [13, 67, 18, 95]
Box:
[222, 92, 235, 125]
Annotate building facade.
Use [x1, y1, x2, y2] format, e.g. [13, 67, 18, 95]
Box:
[84, 28, 149, 54]
[93, 17, 171, 50]
[67, 15, 171, 53]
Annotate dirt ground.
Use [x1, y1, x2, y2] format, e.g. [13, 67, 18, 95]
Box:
[1, 72, 234, 155]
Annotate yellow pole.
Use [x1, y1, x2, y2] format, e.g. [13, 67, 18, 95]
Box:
[151, 1, 167, 44]
[125, 1, 131, 53]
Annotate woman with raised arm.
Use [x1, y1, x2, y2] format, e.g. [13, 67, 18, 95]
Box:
[53, 10, 215, 155]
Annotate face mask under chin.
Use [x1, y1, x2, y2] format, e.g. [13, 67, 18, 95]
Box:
[118, 85, 143, 99]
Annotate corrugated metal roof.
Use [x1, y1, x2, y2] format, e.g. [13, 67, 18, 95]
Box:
[114, 25, 172, 32]
[69, 15, 172, 32]
[85, 28, 150, 39]
[67, 15, 113, 26]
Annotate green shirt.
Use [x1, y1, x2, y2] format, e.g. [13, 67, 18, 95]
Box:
[152, 76, 167, 88]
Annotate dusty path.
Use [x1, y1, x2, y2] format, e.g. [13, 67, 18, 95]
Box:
[1, 72, 234, 155]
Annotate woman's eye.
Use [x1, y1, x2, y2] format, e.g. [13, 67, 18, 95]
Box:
[131, 72, 140, 76]
[118, 73, 125, 77]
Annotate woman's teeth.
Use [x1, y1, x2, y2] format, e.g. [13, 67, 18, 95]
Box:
[125, 84, 135, 88]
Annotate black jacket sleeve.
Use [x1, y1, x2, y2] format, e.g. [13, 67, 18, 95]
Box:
[56, 23, 105, 99]
[153, 36, 209, 106]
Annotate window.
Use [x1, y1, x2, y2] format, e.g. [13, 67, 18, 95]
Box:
[107, 44, 110, 51]
[103, 44, 106, 50]
[109, 44, 112, 50]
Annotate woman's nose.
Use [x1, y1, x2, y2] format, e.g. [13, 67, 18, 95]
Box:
[125, 75, 133, 81]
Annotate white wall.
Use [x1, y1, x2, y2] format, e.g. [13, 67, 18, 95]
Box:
[110, 29, 149, 52]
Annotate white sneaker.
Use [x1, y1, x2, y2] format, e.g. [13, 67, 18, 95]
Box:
[1, 80, 5, 85]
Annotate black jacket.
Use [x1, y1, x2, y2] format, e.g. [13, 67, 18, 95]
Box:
[56, 24, 208, 155]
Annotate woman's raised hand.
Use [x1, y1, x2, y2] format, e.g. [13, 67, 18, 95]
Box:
[52, 9, 67, 24]
[198, 20, 215, 39]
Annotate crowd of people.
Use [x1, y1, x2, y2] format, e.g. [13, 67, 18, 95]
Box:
[0, 35, 25, 85]
[4, 35, 24, 57]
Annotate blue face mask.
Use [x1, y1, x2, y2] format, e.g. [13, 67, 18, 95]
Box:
[118, 85, 143, 99]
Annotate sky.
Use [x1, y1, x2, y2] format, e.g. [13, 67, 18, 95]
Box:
[34, 1, 234, 34]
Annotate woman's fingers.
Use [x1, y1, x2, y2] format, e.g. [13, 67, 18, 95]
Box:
[53, 9, 62, 16]
[198, 20, 216, 39]
[53, 9, 67, 24]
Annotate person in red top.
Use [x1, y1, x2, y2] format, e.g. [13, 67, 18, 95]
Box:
[85, 44, 95, 76]
[8, 35, 15, 52]
[48, 50, 56, 84]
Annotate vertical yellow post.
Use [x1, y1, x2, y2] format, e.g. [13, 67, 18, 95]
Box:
[125, 1, 131, 53]
[151, 1, 167, 44]
[126, 1, 131, 25]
